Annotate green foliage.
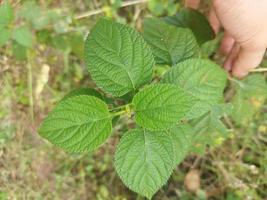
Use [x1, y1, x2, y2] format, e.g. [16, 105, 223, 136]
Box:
[62, 88, 102, 100]
[13, 26, 33, 48]
[236, 74, 267, 98]
[0, 1, 13, 48]
[102, 0, 122, 18]
[164, 8, 215, 45]
[39, 13, 266, 199]
[1, 0, 75, 60]
[39, 95, 112, 152]
[162, 58, 227, 119]
[18, 1, 41, 23]
[200, 34, 222, 57]
[148, 0, 180, 16]
[11, 41, 27, 60]
[33, 10, 61, 31]
[190, 103, 233, 154]
[231, 74, 267, 125]
[168, 124, 194, 164]
[133, 84, 196, 130]
[0, 1, 14, 28]
[51, 34, 70, 50]
[68, 33, 84, 58]
[143, 18, 199, 65]
[0, 28, 11, 47]
[192, 103, 232, 136]
[114, 128, 174, 199]
[85, 18, 154, 97]
[18, 0, 62, 31]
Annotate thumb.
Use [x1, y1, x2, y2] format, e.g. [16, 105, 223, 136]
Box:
[185, 0, 200, 9]
[232, 46, 266, 78]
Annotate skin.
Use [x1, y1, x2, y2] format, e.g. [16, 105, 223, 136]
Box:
[185, 0, 267, 78]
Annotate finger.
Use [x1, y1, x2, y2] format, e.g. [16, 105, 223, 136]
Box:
[224, 43, 240, 71]
[212, 0, 240, 14]
[220, 32, 235, 55]
[208, 7, 220, 34]
[185, 0, 200, 9]
[232, 47, 266, 78]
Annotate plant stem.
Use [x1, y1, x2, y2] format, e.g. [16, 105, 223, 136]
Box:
[109, 104, 129, 112]
[110, 103, 134, 117]
[27, 51, 34, 123]
[111, 110, 127, 117]
[227, 76, 245, 89]
[250, 68, 267, 72]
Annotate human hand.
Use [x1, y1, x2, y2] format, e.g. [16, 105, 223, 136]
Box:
[185, 0, 267, 78]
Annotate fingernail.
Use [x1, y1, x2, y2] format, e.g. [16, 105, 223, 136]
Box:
[224, 62, 231, 71]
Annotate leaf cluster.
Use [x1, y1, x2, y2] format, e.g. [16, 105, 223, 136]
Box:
[0, 1, 84, 60]
[39, 8, 267, 199]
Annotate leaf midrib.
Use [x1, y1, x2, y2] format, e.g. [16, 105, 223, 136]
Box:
[41, 116, 111, 133]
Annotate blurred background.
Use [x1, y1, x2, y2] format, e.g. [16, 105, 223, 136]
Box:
[0, 0, 266, 199]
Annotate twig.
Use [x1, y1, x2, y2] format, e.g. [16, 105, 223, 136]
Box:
[257, 132, 267, 143]
[0, 65, 9, 73]
[75, 9, 103, 19]
[13, 0, 21, 6]
[74, 0, 148, 20]
[212, 161, 231, 183]
[228, 76, 245, 89]
[27, 52, 34, 123]
[190, 156, 202, 170]
[250, 68, 267, 73]
[223, 115, 235, 130]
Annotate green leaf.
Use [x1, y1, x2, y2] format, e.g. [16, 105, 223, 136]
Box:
[18, 1, 41, 23]
[12, 41, 27, 60]
[0, 1, 14, 28]
[132, 84, 196, 130]
[36, 30, 52, 44]
[52, 34, 69, 50]
[192, 104, 232, 137]
[162, 59, 227, 119]
[168, 124, 194, 164]
[39, 95, 112, 153]
[231, 92, 257, 125]
[69, 33, 84, 59]
[114, 128, 174, 199]
[236, 74, 267, 98]
[231, 74, 267, 125]
[200, 34, 222, 58]
[0, 28, 11, 47]
[147, 0, 179, 16]
[85, 18, 154, 97]
[13, 26, 33, 48]
[164, 8, 215, 45]
[32, 10, 60, 30]
[148, 0, 165, 16]
[63, 88, 102, 101]
[32, 15, 51, 30]
[143, 18, 199, 66]
[190, 104, 232, 154]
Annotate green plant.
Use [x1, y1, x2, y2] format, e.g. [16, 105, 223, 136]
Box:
[148, 0, 180, 16]
[38, 8, 267, 199]
[0, 0, 85, 60]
